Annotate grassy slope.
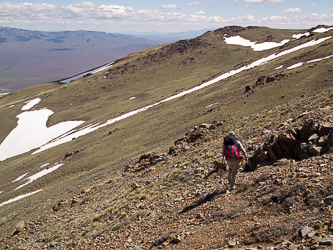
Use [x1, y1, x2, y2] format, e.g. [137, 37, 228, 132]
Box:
[0, 26, 332, 236]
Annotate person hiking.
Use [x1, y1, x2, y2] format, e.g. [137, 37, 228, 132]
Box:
[222, 131, 248, 191]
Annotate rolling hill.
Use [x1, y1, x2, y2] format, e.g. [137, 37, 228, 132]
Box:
[0, 25, 333, 249]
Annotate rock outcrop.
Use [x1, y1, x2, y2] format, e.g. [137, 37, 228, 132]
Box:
[247, 107, 333, 170]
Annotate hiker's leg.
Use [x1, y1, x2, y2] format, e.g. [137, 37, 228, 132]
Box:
[230, 160, 240, 189]
[228, 159, 240, 190]
[227, 163, 232, 185]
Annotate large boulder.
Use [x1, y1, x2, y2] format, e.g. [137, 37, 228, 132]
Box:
[319, 122, 333, 136]
[247, 146, 269, 171]
[297, 119, 317, 141]
[265, 132, 302, 160]
[308, 145, 322, 156]
[325, 131, 333, 146]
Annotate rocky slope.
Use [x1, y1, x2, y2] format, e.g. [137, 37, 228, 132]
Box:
[1, 87, 333, 249]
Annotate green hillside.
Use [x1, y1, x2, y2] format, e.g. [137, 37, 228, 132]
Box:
[0, 25, 332, 246]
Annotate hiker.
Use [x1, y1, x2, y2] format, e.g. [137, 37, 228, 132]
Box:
[222, 131, 248, 190]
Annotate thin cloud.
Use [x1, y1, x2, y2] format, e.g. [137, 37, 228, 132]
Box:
[311, 3, 317, 7]
[195, 10, 207, 15]
[282, 8, 303, 13]
[182, 1, 204, 7]
[201, 4, 215, 9]
[245, 0, 284, 3]
[72, 2, 98, 8]
[244, 4, 252, 8]
[160, 4, 178, 9]
[182, 1, 214, 9]
[223, 0, 239, 4]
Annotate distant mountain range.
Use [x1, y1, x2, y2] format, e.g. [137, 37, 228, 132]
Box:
[0, 26, 203, 93]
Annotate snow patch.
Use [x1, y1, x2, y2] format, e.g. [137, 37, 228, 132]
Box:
[60, 62, 113, 84]
[287, 62, 304, 69]
[307, 54, 333, 64]
[0, 93, 10, 98]
[0, 189, 43, 207]
[40, 163, 50, 168]
[21, 98, 41, 111]
[224, 35, 290, 51]
[33, 123, 103, 154]
[206, 103, 219, 108]
[313, 27, 333, 33]
[287, 54, 333, 70]
[0, 109, 85, 161]
[12, 173, 29, 182]
[292, 32, 310, 39]
[14, 163, 63, 190]
[130, 97, 136, 100]
[275, 65, 283, 70]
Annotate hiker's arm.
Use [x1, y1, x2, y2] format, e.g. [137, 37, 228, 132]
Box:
[238, 141, 248, 160]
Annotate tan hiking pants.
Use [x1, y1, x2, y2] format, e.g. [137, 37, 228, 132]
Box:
[226, 157, 241, 189]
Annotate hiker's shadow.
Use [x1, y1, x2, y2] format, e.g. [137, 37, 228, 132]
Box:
[179, 188, 227, 214]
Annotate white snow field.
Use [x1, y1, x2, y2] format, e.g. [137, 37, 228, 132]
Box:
[292, 32, 310, 39]
[14, 163, 64, 190]
[287, 62, 304, 69]
[287, 54, 333, 70]
[0, 189, 43, 207]
[0, 109, 85, 161]
[12, 173, 29, 182]
[224, 35, 290, 51]
[60, 62, 114, 84]
[21, 97, 41, 111]
[314, 27, 333, 33]
[307, 54, 333, 64]
[0, 100, 85, 161]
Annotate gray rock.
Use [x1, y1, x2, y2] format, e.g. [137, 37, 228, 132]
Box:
[317, 136, 326, 147]
[228, 239, 236, 247]
[300, 226, 315, 238]
[308, 145, 322, 156]
[319, 239, 333, 245]
[298, 119, 317, 141]
[323, 195, 333, 205]
[262, 130, 271, 135]
[308, 134, 319, 143]
[326, 132, 333, 146]
[319, 122, 333, 136]
[11, 221, 25, 236]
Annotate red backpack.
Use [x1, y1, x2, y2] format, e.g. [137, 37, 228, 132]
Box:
[223, 135, 241, 159]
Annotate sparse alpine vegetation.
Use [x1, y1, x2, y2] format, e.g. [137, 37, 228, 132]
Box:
[0, 25, 333, 249]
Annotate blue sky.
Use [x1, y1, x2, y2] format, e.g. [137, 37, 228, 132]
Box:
[0, 0, 332, 33]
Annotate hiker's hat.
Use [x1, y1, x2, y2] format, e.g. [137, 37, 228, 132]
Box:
[229, 131, 235, 136]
